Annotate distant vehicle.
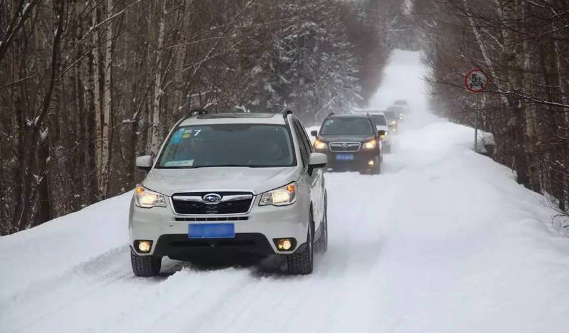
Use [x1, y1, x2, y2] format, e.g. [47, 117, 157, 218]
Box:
[130, 110, 328, 276]
[387, 105, 406, 122]
[353, 110, 392, 153]
[390, 100, 410, 121]
[311, 114, 382, 174]
[394, 99, 409, 107]
[384, 110, 398, 133]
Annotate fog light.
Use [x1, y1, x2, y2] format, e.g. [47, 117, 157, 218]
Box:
[277, 239, 292, 250]
[368, 160, 375, 166]
[137, 240, 152, 253]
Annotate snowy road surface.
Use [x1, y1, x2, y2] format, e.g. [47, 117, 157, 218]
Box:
[2, 51, 569, 333]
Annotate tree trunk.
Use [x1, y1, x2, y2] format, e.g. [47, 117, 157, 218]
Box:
[150, 0, 167, 154]
[99, 0, 114, 198]
[92, 4, 103, 194]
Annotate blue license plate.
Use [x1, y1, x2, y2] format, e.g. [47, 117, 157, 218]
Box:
[188, 223, 235, 239]
[336, 154, 354, 161]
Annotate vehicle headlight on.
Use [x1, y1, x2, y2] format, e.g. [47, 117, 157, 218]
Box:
[314, 139, 328, 150]
[134, 186, 167, 208]
[259, 183, 297, 206]
[362, 140, 377, 149]
[391, 120, 397, 125]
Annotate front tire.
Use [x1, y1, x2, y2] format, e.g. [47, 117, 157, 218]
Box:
[287, 216, 314, 275]
[131, 249, 162, 277]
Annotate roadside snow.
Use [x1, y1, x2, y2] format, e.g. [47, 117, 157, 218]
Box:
[1, 50, 568, 333]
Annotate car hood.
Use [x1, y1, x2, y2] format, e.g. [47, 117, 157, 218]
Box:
[318, 134, 375, 143]
[142, 167, 299, 196]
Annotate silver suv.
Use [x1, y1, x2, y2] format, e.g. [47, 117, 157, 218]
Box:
[129, 110, 328, 276]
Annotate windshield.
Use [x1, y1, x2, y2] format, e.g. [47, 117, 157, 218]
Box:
[157, 124, 295, 168]
[388, 106, 404, 112]
[384, 111, 396, 120]
[320, 118, 374, 136]
[371, 115, 387, 126]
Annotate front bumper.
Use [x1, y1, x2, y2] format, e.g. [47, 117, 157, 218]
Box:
[315, 149, 379, 170]
[129, 195, 310, 257]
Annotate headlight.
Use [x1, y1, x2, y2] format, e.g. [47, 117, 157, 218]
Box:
[314, 139, 327, 150]
[259, 183, 297, 206]
[391, 120, 397, 125]
[134, 186, 167, 208]
[362, 140, 377, 149]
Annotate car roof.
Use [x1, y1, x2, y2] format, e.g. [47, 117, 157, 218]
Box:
[353, 110, 386, 116]
[327, 114, 372, 119]
[179, 113, 287, 126]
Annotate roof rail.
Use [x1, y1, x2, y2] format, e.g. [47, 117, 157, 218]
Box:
[185, 108, 208, 118]
[283, 109, 293, 119]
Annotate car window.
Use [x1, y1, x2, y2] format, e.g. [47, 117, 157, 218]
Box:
[384, 111, 396, 120]
[371, 115, 387, 126]
[320, 118, 374, 136]
[293, 121, 309, 167]
[157, 124, 296, 168]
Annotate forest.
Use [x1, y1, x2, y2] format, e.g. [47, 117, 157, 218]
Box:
[414, 0, 569, 229]
[0, 0, 409, 234]
[2, 0, 567, 235]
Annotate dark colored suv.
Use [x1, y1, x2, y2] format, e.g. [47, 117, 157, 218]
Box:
[311, 114, 381, 174]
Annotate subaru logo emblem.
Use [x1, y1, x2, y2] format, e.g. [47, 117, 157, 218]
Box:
[342, 143, 349, 148]
[203, 193, 222, 204]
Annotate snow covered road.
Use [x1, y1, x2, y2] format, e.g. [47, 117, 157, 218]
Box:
[2, 50, 569, 333]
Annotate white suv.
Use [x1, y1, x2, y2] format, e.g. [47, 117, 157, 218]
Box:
[129, 110, 328, 276]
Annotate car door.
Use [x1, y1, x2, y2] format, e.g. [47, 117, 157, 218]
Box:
[293, 120, 324, 231]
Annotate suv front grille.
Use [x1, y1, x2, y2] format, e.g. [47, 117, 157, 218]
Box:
[171, 192, 254, 215]
[329, 142, 361, 152]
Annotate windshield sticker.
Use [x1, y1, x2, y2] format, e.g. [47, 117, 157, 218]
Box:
[164, 160, 194, 167]
[181, 129, 201, 139]
[171, 129, 184, 144]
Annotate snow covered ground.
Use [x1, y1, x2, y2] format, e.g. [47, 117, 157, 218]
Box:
[2, 50, 569, 333]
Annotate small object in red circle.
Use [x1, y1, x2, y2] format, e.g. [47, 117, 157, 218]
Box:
[465, 68, 489, 93]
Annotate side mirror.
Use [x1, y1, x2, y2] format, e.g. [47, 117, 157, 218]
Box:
[310, 130, 318, 137]
[308, 153, 327, 169]
[136, 155, 153, 171]
[378, 130, 386, 136]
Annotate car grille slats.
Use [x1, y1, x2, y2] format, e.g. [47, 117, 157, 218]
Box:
[174, 216, 249, 222]
[172, 192, 253, 215]
[329, 142, 361, 152]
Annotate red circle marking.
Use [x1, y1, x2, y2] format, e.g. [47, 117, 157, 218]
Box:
[464, 68, 489, 93]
